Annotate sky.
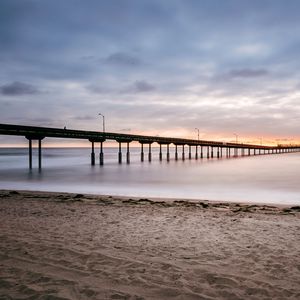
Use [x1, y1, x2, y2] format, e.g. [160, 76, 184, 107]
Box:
[1, 0, 300, 146]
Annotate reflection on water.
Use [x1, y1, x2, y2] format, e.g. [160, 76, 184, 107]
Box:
[0, 147, 299, 205]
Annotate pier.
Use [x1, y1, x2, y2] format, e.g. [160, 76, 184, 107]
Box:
[0, 123, 299, 169]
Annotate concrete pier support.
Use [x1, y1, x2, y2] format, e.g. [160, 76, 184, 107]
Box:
[217, 147, 220, 158]
[207, 146, 210, 158]
[167, 144, 170, 162]
[182, 145, 185, 160]
[220, 147, 222, 158]
[201, 146, 203, 158]
[126, 142, 130, 164]
[148, 144, 152, 162]
[195, 145, 198, 160]
[118, 142, 122, 164]
[141, 144, 144, 162]
[159, 144, 162, 161]
[38, 139, 42, 169]
[175, 145, 178, 160]
[189, 145, 191, 160]
[211, 147, 214, 158]
[29, 139, 32, 169]
[100, 142, 104, 165]
[248, 148, 251, 156]
[26, 137, 44, 169]
[91, 141, 95, 166]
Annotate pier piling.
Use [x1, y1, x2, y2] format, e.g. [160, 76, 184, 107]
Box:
[100, 142, 104, 165]
[159, 144, 162, 161]
[126, 142, 130, 164]
[91, 141, 95, 165]
[118, 142, 122, 164]
[29, 139, 32, 169]
[38, 139, 42, 169]
[141, 144, 144, 162]
[166, 144, 170, 161]
[148, 144, 152, 162]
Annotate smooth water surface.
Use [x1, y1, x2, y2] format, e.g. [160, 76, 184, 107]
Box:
[0, 147, 299, 205]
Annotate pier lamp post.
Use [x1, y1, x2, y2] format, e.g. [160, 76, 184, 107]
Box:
[98, 113, 105, 133]
[233, 133, 238, 143]
[195, 128, 200, 141]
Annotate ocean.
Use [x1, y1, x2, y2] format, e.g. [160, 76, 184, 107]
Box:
[0, 147, 299, 205]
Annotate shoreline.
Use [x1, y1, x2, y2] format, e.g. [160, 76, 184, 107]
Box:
[1, 188, 299, 212]
[1, 189, 300, 299]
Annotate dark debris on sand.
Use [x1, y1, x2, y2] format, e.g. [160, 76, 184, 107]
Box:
[0, 190, 299, 216]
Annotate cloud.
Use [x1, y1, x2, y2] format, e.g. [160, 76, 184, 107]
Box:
[133, 80, 155, 92]
[0, 81, 39, 95]
[1, 1, 300, 142]
[87, 80, 155, 94]
[86, 84, 112, 94]
[72, 115, 94, 121]
[104, 52, 141, 66]
[227, 69, 269, 78]
[234, 44, 270, 57]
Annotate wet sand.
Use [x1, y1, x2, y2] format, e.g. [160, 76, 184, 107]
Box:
[0, 189, 300, 299]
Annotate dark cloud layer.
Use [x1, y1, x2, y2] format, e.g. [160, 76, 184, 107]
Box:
[105, 52, 141, 66]
[133, 80, 155, 92]
[0, 0, 300, 143]
[0, 82, 38, 96]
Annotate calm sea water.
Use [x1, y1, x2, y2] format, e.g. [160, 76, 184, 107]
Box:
[0, 147, 299, 205]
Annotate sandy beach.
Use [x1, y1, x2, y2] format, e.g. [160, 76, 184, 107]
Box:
[0, 190, 299, 299]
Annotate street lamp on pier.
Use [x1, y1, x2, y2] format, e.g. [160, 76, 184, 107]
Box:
[233, 133, 238, 143]
[195, 128, 200, 141]
[98, 113, 105, 133]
